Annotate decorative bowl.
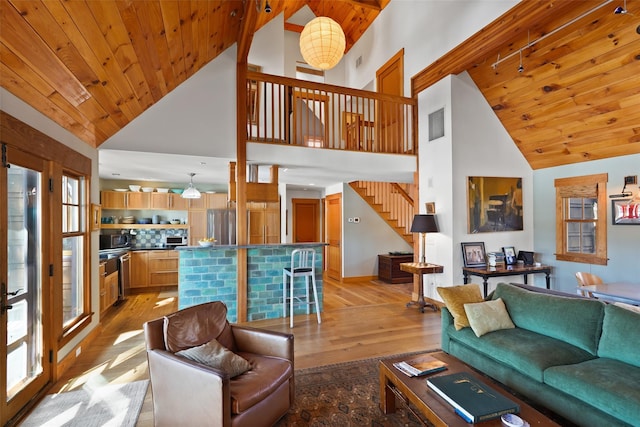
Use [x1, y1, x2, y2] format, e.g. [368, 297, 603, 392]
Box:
[141, 187, 154, 192]
[171, 188, 184, 194]
[137, 218, 152, 224]
[198, 241, 214, 247]
[114, 188, 127, 192]
[170, 220, 181, 225]
[156, 188, 169, 193]
[129, 185, 141, 192]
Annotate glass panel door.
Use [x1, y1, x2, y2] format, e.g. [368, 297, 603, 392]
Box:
[1, 146, 50, 424]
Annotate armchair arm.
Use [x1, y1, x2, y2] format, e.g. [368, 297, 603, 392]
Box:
[147, 349, 231, 427]
[231, 326, 294, 363]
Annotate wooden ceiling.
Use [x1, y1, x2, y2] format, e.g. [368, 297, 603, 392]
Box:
[1, 0, 639, 170]
[0, 0, 386, 147]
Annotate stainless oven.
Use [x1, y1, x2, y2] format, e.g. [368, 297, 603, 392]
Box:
[99, 233, 131, 250]
[164, 235, 187, 247]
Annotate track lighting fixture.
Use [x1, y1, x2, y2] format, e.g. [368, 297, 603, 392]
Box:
[518, 50, 524, 73]
[265, 0, 271, 13]
[614, 0, 627, 14]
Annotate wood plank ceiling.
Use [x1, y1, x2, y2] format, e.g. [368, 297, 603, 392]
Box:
[1, 0, 639, 170]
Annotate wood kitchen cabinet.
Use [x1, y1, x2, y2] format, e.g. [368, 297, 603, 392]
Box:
[101, 191, 150, 209]
[150, 193, 189, 210]
[130, 251, 149, 288]
[188, 193, 228, 210]
[188, 210, 207, 245]
[130, 250, 178, 289]
[99, 262, 119, 315]
[248, 201, 280, 244]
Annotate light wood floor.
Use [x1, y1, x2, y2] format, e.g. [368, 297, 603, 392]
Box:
[42, 277, 442, 426]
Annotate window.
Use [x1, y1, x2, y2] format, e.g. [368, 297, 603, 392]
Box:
[555, 173, 607, 265]
[60, 173, 90, 338]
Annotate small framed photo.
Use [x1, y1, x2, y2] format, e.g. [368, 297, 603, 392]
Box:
[461, 242, 486, 268]
[425, 202, 436, 214]
[502, 246, 516, 265]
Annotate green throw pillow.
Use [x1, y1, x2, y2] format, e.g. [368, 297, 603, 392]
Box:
[464, 298, 515, 337]
[176, 339, 251, 377]
[437, 284, 484, 330]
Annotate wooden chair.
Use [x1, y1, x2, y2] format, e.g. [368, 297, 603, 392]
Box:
[575, 272, 603, 298]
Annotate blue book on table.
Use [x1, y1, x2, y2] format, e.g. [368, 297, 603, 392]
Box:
[427, 372, 520, 423]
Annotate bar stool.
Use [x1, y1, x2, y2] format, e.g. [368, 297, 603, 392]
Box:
[282, 248, 321, 328]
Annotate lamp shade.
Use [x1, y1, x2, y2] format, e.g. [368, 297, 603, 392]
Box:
[410, 214, 438, 233]
[181, 173, 201, 199]
[299, 17, 346, 70]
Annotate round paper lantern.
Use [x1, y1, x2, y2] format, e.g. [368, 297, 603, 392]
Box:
[299, 17, 346, 70]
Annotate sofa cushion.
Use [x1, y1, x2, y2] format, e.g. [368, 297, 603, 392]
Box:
[544, 358, 640, 426]
[176, 339, 251, 378]
[464, 298, 515, 337]
[598, 303, 640, 368]
[230, 353, 293, 414]
[437, 284, 483, 330]
[164, 301, 236, 353]
[493, 283, 604, 355]
[446, 324, 596, 382]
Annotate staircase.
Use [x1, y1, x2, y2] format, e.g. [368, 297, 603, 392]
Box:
[349, 181, 416, 245]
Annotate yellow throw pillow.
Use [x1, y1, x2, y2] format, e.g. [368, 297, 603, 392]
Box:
[437, 284, 483, 330]
[176, 339, 251, 378]
[464, 298, 515, 337]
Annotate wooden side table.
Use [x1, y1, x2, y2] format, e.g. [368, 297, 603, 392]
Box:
[399, 262, 444, 313]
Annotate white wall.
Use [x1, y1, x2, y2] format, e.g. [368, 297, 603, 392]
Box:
[533, 153, 640, 294]
[418, 72, 535, 299]
[342, 184, 413, 278]
[1, 88, 100, 360]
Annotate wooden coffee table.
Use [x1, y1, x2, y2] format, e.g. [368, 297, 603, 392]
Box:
[379, 352, 561, 426]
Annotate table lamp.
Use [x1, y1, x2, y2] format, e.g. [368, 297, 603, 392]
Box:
[410, 214, 439, 264]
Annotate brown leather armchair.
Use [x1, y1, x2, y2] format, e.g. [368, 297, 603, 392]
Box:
[143, 301, 294, 427]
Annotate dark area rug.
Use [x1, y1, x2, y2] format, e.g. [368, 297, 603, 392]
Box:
[276, 351, 433, 427]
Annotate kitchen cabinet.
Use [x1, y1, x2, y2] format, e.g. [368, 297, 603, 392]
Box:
[100, 269, 119, 314]
[101, 191, 150, 209]
[130, 250, 178, 289]
[248, 201, 280, 244]
[150, 193, 189, 210]
[130, 251, 149, 288]
[188, 193, 228, 210]
[188, 210, 207, 246]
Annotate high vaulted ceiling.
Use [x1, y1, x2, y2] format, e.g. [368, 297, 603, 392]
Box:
[0, 0, 387, 147]
[1, 0, 639, 171]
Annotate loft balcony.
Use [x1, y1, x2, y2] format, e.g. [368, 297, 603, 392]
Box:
[246, 71, 416, 156]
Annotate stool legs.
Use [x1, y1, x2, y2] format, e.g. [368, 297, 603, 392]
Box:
[283, 272, 321, 327]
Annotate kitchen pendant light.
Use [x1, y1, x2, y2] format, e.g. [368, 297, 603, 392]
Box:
[181, 173, 201, 199]
[299, 16, 345, 70]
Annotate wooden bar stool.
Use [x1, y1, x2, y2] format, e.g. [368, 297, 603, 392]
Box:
[282, 248, 321, 328]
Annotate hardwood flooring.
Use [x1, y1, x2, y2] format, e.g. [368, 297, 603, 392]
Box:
[41, 277, 442, 426]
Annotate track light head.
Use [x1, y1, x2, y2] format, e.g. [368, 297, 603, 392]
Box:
[614, 5, 627, 14]
[518, 65, 524, 73]
[265, 0, 271, 13]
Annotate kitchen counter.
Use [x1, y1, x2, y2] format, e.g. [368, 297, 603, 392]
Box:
[177, 243, 327, 322]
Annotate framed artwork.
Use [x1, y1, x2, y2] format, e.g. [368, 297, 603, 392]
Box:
[425, 202, 436, 214]
[461, 242, 487, 268]
[612, 199, 640, 225]
[90, 203, 101, 231]
[502, 246, 516, 265]
[467, 176, 523, 233]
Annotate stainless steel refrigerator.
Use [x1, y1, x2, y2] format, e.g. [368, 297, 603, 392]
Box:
[207, 209, 236, 245]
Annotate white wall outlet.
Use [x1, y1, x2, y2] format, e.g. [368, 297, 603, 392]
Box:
[76, 347, 81, 357]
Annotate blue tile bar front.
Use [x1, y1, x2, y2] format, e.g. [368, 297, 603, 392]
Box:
[177, 243, 325, 322]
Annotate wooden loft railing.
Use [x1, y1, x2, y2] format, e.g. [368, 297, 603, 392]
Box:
[349, 181, 416, 245]
[246, 71, 416, 154]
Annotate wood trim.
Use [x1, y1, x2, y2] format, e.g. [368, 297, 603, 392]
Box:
[55, 323, 103, 380]
[376, 48, 404, 95]
[342, 276, 376, 283]
[284, 22, 304, 33]
[410, 0, 585, 97]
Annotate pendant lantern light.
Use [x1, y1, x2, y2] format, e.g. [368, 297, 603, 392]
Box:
[181, 172, 201, 199]
[299, 16, 346, 70]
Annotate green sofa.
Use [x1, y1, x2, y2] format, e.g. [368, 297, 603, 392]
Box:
[441, 282, 640, 426]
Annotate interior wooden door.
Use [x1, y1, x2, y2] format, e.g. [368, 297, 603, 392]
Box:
[325, 194, 342, 281]
[292, 198, 320, 242]
[376, 49, 404, 153]
[1, 146, 52, 425]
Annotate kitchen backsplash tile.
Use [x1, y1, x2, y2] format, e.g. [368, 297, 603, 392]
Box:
[130, 228, 187, 248]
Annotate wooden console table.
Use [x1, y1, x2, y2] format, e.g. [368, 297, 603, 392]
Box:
[463, 264, 552, 296]
[400, 262, 444, 312]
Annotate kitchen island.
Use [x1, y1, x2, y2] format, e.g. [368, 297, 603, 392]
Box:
[176, 243, 326, 322]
